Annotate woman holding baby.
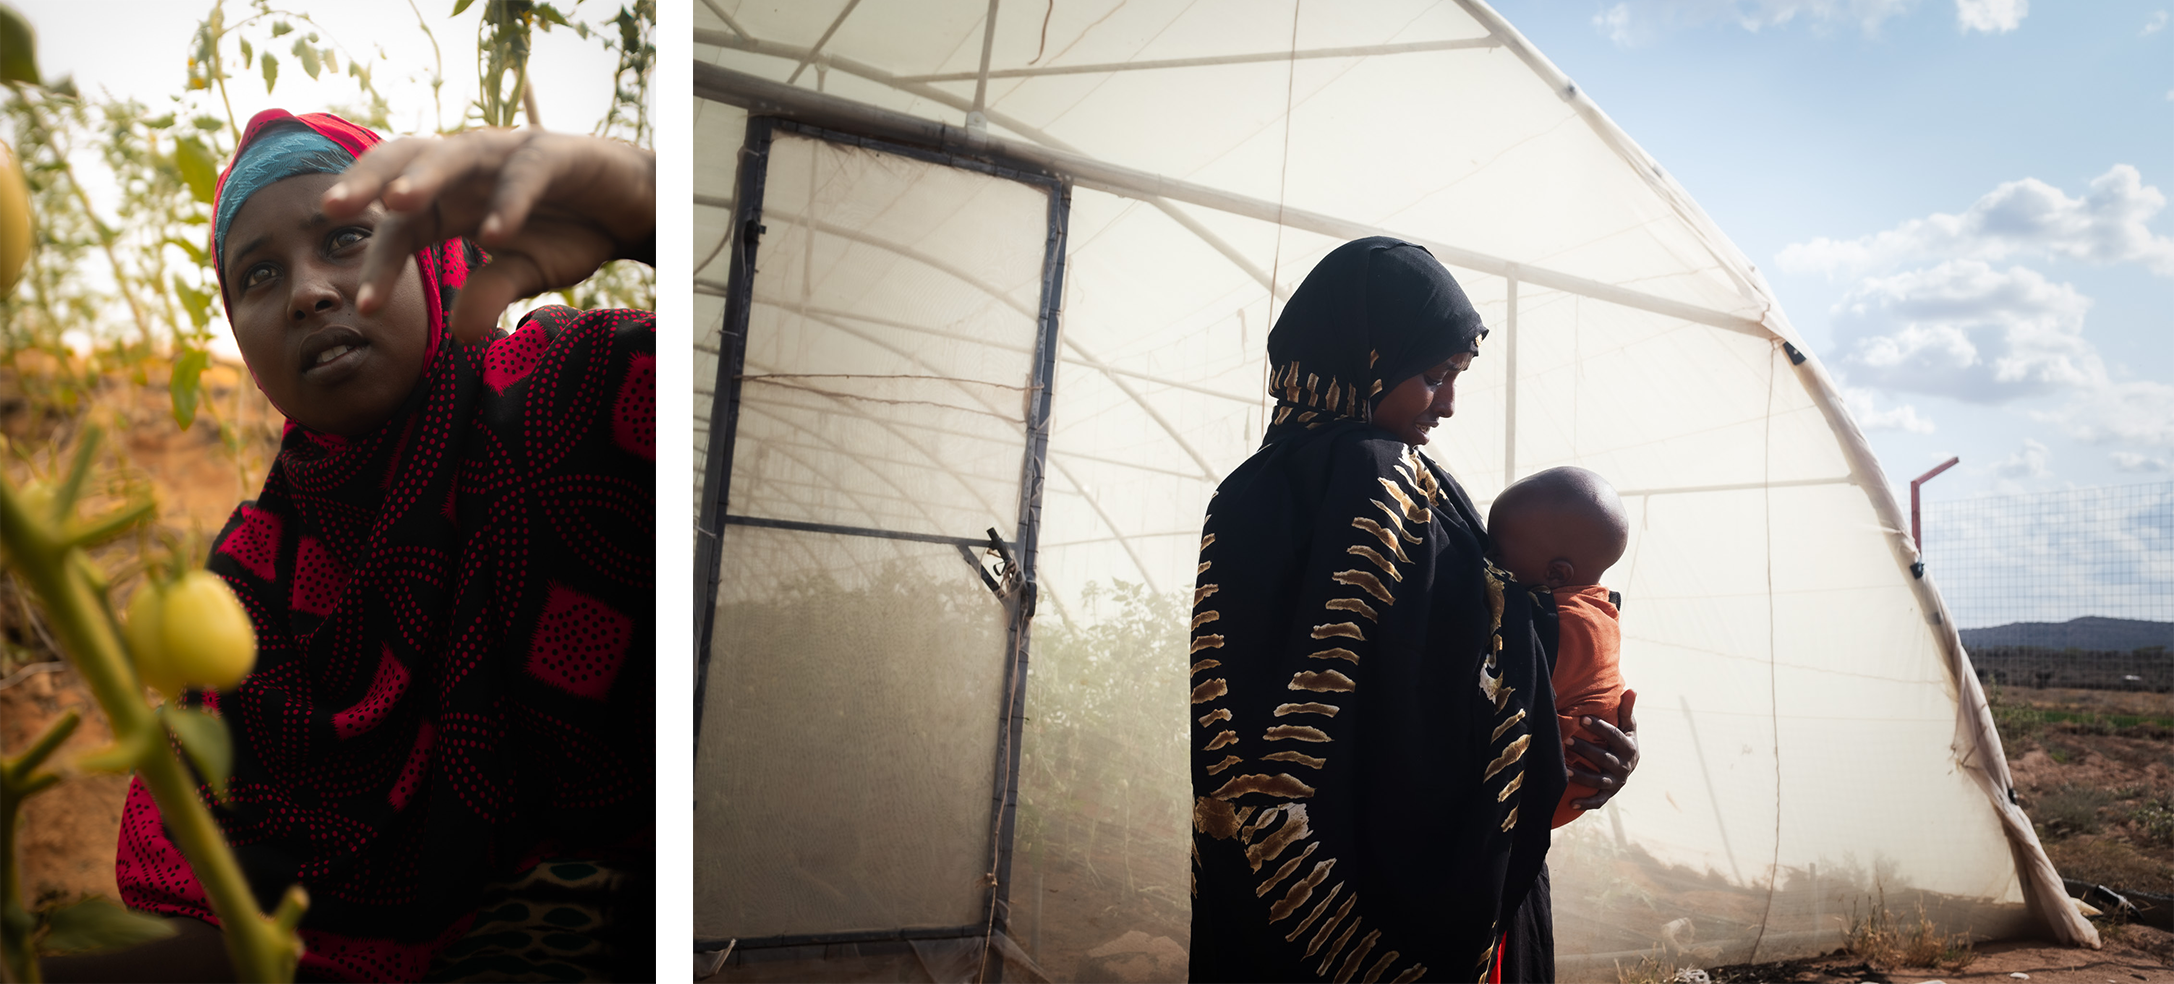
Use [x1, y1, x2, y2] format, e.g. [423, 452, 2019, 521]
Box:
[1188, 237, 1639, 983]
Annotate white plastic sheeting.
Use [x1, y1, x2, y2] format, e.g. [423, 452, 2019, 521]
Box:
[693, 1, 2089, 979]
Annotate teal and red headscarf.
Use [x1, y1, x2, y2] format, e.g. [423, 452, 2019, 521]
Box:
[210, 110, 469, 393]
[118, 110, 656, 982]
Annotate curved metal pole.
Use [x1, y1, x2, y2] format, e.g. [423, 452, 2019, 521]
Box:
[756, 200, 1224, 479]
[694, 29, 1286, 298]
[693, 59, 1770, 337]
[693, 280, 1262, 407]
[1047, 456, 1161, 593]
[892, 36, 1500, 83]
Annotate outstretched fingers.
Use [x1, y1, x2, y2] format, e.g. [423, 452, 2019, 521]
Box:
[355, 201, 444, 314]
[329, 132, 531, 313]
[321, 137, 433, 219]
[479, 139, 558, 245]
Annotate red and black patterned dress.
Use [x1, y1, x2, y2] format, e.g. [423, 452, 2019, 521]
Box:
[116, 110, 653, 983]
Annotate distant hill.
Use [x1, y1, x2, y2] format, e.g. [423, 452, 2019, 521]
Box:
[1960, 617, 2173, 652]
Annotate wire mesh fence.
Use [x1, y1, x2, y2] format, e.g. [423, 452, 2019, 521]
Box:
[1921, 481, 2173, 691]
[1921, 481, 2174, 631]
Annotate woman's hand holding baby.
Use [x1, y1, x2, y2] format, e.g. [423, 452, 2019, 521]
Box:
[322, 129, 655, 344]
[1569, 688, 1639, 809]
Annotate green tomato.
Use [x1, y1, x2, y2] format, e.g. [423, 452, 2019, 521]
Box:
[125, 581, 183, 698]
[160, 571, 257, 691]
[0, 141, 30, 300]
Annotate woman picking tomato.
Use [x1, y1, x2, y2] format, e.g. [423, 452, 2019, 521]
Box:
[45, 110, 655, 983]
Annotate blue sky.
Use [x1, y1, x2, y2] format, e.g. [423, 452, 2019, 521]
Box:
[1491, 0, 2174, 504]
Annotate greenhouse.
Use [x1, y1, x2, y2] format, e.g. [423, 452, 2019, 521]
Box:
[690, 1, 2090, 979]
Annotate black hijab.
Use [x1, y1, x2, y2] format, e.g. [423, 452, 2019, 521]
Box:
[1262, 237, 1487, 442]
[1190, 239, 1559, 983]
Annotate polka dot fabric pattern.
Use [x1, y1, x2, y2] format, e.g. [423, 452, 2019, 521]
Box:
[482, 322, 550, 394]
[218, 505, 281, 582]
[290, 536, 348, 617]
[526, 584, 633, 701]
[117, 306, 655, 983]
[612, 353, 655, 461]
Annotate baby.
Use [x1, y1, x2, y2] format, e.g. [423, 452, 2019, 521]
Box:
[1487, 466, 1633, 829]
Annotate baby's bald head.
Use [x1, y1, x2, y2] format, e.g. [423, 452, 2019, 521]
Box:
[1486, 466, 1629, 588]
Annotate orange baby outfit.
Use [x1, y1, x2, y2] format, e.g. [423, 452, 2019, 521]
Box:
[1550, 584, 1624, 828]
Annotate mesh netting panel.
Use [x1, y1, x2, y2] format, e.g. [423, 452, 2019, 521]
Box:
[695, 526, 1012, 939]
[696, 131, 1056, 942]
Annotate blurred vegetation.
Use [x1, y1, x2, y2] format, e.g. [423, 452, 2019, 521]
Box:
[1984, 684, 2174, 743]
[1015, 580, 1192, 961]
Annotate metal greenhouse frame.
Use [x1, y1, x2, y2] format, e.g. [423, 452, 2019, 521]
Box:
[692, 0, 2094, 977]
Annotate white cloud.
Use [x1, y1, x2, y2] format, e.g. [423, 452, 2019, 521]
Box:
[1589, 0, 1919, 45]
[2143, 10, 2169, 36]
[1595, 3, 1638, 44]
[1956, 0, 2027, 33]
[2111, 451, 2170, 473]
[1993, 438, 2052, 478]
[1833, 261, 2097, 403]
[2040, 379, 2174, 449]
[1842, 386, 1937, 433]
[1778, 165, 2174, 278]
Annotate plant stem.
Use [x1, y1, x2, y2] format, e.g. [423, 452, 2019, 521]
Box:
[2, 713, 82, 984]
[15, 95, 156, 348]
[0, 473, 299, 982]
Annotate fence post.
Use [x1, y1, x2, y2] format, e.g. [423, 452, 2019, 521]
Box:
[1911, 456, 1960, 549]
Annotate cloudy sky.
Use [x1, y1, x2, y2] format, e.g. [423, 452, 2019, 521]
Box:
[1493, 0, 2173, 504]
[14, 0, 2167, 505]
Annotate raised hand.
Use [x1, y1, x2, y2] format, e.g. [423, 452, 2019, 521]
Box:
[321, 128, 654, 343]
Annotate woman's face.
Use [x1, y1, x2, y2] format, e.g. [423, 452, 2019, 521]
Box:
[1373, 351, 1474, 446]
[224, 172, 429, 437]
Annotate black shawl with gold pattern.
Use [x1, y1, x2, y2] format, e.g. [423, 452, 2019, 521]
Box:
[1189, 239, 1562, 982]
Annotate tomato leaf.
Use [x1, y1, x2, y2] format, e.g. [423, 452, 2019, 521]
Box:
[169, 344, 209, 429]
[173, 135, 218, 205]
[269, 20, 293, 37]
[163, 704, 234, 804]
[172, 275, 212, 329]
[239, 36, 252, 65]
[163, 235, 209, 268]
[293, 37, 319, 79]
[452, 0, 478, 16]
[38, 897, 177, 955]
[260, 50, 278, 93]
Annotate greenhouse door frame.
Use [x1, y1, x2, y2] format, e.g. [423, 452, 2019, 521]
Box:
[692, 112, 1072, 954]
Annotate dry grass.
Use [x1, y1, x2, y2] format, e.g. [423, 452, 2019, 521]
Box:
[2131, 797, 2174, 848]
[2047, 834, 2174, 895]
[2035, 783, 2118, 835]
[1613, 949, 1679, 984]
[1843, 898, 1978, 972]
